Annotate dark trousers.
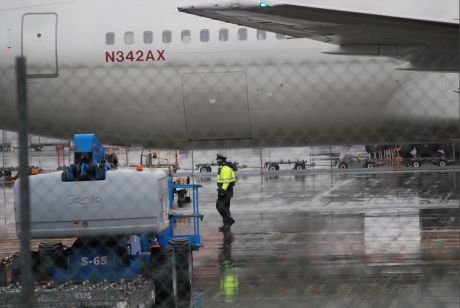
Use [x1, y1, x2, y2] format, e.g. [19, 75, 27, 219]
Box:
[216, 189, 234, 225]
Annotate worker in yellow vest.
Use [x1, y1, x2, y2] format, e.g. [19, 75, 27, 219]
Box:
[216, 154, 237, 232]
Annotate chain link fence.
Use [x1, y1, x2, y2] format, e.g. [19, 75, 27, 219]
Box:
[0, 40, 458, 308]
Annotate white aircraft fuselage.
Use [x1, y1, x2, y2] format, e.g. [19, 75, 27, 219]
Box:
[0, 0, 458, 148]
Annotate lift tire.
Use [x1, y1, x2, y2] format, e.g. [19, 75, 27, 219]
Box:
[412, 161, 421, 168]
[10, 254, 22, 284]
[37, 242, 67, 280]
[9, 252, 41, 283]
[294, 164, 304, 170]
[169, 238, 193, 298]
[199, 166, 207, 173]
[366, 163, 375, 168]
[438, 160, 446, 167]
[153, 246, 178, 306]
[206, 166, 212, 173]
[338, 163, 347, 169]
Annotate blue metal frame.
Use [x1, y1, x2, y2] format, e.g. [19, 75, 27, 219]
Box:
[161, 177, 203, 249]
[74, 134, 105, 165]
[62, 134, 108, 181]
[52, 246, 147, 283]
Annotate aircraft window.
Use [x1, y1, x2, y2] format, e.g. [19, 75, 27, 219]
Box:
[257, 30, 267, 40]
[143, 31, 153, 44]
[238, 28, 247, 41]
[276, 33, 285, 40]
[219, 29, 228, 41]
[162, 30, 172, 43]
[124, 31, 134, 45]
[200, 29, 209, 42]
[181, 30, 191, 43]
[106, 32, 115, 45]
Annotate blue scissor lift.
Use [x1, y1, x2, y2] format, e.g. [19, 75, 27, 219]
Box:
[26, 134, 205, 306]
[51, 176, 204, 284]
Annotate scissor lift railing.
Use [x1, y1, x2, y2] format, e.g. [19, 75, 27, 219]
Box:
[161, 177, 203, 250]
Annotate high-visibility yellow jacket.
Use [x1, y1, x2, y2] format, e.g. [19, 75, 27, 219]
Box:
[216, 164, 236, 191]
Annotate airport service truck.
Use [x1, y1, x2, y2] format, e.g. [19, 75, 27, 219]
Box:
[1, 134, 203, 307]
[337, 155, 381, 169]
[196, 160, 246, 172]
[264, 159, 315, 171]
[404, 151, 454, 168]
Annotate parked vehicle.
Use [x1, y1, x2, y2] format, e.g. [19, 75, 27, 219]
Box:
[196, 161, 245, 172]
[337, 155, 381, 169]
[264, 159, 315, 171]
[405, 150, 453, 168]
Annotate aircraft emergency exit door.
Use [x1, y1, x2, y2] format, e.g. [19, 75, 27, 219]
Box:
[22, 13, 58, 77]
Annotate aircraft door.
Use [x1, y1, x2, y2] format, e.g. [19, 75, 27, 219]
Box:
[182, 72, 252, 140]
[22, 13, 58, 78]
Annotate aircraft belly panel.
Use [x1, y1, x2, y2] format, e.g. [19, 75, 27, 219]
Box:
[182, 71, 252, 140]
[22, 13, 58, 78]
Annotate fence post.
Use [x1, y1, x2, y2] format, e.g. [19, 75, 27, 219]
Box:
[16, 56, 33, 307]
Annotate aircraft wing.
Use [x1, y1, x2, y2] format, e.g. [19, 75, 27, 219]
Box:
[178, 0, 459, 71]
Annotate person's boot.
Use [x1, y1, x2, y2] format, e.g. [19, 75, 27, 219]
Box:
[218, 224, 232, 232]
[221, 224, 231, 232]
[218, 223, 226, 232]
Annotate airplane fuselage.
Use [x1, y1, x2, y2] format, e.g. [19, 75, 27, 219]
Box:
[0, 0, 458, 148]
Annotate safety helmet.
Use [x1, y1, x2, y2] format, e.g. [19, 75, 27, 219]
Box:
[216, 153, 227, 160]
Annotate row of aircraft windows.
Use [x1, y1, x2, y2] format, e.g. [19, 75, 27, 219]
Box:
[105, 29, 285, 45]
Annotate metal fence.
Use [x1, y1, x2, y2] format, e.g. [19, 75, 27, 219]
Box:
[0, 52, 459, 308]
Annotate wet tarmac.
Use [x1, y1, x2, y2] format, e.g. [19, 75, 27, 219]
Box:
[0, 169, 459, 307]
[187, 170, 459, 308]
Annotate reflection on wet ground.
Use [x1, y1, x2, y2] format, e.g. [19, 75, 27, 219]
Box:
[190, 171, 459, 307]
[0, 170, 458, 307]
